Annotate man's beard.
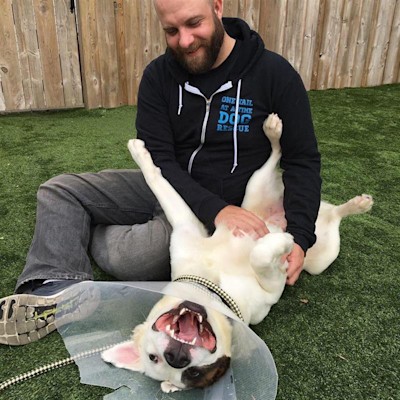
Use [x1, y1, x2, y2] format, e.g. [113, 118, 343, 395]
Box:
[169, 15, 225, 74]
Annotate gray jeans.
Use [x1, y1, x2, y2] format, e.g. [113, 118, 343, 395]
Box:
[15, 169, 172, 293]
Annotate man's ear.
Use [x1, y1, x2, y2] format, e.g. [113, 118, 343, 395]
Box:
[214, 0, 223, 19]
[101, 340, 143, 372]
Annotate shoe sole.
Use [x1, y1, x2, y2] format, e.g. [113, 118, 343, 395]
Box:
[0, 283, 99, 346]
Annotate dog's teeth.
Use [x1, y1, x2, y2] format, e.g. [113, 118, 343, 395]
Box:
[166, 324, 175, 337]
[198, 315, 203, 323]
[199, 324, 204, 333]
[190, 338, 197, 346]
[179, 308, 187, 316]
[173, 315, 179, 324]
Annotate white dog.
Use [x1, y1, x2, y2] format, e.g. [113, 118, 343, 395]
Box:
[102, 114, 373, 393]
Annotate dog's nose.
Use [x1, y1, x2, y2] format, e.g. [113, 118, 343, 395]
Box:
[164, 348, 191, 369]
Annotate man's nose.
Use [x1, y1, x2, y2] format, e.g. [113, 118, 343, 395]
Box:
[178, 28, 195, 49]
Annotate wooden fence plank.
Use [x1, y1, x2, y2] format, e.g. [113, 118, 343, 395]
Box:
[12, 0, 47, 109]
[33, 0, 64, 107]
[383, 0, 400, 84]
[123, 1, 142, 105]
[365, 0, 397, 86]
[138, 0, 158, 71]
[334, 0, 363, 88]
[300, 0, 321, 90]
[351, 1, 375, 87]
[95, 0, 119, 108]
[238, 0, 260, 30]
[282, 0, 308, 73]
[114, 0, 128, 106]
[12, 0, 35, 109]
[54, 0, 83, 108]
[316, 0, 345, 89]
[310, 0, 326, 90]
[76, 0, 102, 108]
[0, 0, 26, 110]
[150, 0, 165, 61]
[260, 0, 288, 54]
[224, 0, 240, 17]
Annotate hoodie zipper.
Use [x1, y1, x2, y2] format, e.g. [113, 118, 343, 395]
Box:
[187, 97, 211, 174]
[184, 81, 233, 174]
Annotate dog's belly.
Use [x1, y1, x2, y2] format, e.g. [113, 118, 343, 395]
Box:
[171, 227, 254, 278]
[262, 205, 287, 231]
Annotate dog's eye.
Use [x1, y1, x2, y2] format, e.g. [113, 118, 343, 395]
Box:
[149, 354, 158, 363]
[185, 368, 200, 378]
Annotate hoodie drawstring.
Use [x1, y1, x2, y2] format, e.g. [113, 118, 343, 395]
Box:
[177, 84, 183, 115]
[231, 79, 242, 173]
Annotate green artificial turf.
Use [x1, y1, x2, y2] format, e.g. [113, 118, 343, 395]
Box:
[0, 85, 399, 400]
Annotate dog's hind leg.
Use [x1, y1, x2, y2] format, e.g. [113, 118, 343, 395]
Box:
[241, 114, 284, 218]
[304, 194, 373, 275]
[333, 194, 373, 218]
[127, 139, 206, 234]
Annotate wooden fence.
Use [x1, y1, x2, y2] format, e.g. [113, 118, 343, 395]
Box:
[0, 0, 399, 112]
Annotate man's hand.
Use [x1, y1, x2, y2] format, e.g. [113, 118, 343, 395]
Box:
[286, 243, 305, 285]
[215, 205, 269, 239]
[215, 205, 304, 285]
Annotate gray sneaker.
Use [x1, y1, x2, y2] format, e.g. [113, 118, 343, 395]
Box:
[0, 280, 99, 346]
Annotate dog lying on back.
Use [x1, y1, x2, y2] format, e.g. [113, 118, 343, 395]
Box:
[102, 114, 373, 393]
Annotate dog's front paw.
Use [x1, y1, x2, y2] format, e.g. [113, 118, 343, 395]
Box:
[127, 139, 161, 180]
[251, 232, 294, 271]
[161, 381, 182, 393]
[128, 139, 149, 167]
[263, 113, 283, 143]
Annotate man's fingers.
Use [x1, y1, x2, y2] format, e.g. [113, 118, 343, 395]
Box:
[285, 243, 305, 285]
[286, 269, 301, 286]
[215, 205, 269, 238]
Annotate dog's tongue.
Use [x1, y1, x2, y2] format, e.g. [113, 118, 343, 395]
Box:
[179, 313, 215, 351]
[179, 312, 199, 342]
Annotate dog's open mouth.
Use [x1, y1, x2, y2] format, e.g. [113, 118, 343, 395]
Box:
[153, 301, 216, 352]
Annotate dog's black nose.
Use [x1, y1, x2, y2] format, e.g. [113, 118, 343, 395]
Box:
[164, 346, 191, 369]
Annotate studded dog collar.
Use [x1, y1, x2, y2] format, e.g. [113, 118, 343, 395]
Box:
[173, 275, 244, 322]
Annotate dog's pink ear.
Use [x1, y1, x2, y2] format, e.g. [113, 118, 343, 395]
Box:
[101, 340, 143, 372]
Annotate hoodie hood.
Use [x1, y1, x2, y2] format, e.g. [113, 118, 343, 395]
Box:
[165, 17, 265, 86]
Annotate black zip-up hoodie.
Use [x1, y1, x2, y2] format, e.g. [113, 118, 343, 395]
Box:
[136, 18, 321, 252]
